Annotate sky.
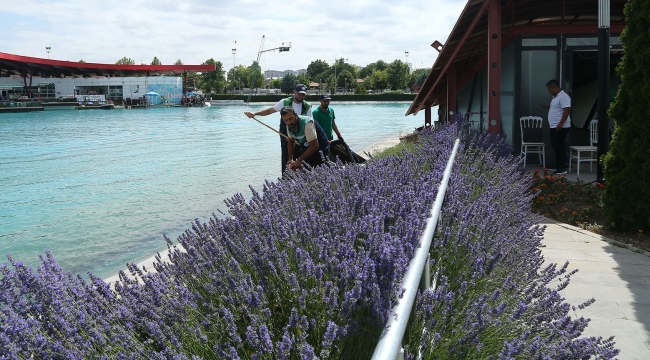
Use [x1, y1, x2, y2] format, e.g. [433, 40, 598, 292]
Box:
[1, 0, 466, 73]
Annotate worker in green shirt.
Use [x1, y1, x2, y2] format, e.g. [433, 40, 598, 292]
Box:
[311, 94, 342, 141]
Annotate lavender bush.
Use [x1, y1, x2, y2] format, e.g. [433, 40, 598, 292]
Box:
[0, 125, 617, 358]
[402, 133, 618, 359]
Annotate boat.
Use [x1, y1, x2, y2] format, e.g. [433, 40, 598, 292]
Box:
[100, 104, 114, 110]
[210, 99, 245, 105]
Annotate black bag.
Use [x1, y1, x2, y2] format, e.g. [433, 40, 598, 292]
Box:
[329, 140, 366, 164]
[523, 127, 544, 143]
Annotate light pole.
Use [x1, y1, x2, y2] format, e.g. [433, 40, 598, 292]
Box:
[345, 78, 348, 94]
[232, 41, 237, 93]
[405, 51, 410, 93]
[332, 58, 348, 95]
[596, 0, 610, 182]
[46, 47, 51, 59]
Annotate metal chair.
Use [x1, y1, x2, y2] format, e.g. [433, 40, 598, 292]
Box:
[569, 120, 598, 175]
[520, 116, 545, 168]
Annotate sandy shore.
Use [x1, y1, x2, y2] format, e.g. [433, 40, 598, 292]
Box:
[103, 134, 407, 285]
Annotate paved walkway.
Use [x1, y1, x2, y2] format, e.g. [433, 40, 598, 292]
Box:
[540, 218, 650, 359]
[526, 160, 650, 358]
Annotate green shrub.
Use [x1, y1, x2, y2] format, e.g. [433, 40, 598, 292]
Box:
[603, 0, 650, 230]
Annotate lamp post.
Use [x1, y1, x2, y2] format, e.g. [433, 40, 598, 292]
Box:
[46, 47, 51, 59]
[232, 41, 237, 93]
[332, 58, 348, 95]
[597, 0, 610, 182]
[345, 78, 348, 94]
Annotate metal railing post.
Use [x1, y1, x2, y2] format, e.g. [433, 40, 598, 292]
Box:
[371, 139, 460, 360]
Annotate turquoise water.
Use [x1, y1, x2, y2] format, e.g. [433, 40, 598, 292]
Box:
[0, 103, 426, 279]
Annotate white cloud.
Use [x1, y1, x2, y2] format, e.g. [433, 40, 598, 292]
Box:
[1, 0, 465, 71]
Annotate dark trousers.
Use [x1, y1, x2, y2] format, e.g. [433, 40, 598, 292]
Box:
[549, 127, 570, 171]
[279, 121, 299, 174]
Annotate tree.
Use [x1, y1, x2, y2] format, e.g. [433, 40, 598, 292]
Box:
[151, 56, 162, 65]
[359, 60, 389, 79]
[115, 57, 135, 65]
[270, 78, 282, 89]
[197, 58, 226, 94]
[409, 68, 430, 88]
[334, 58, 357, 80]
[307, 60, 330, 80]
[174, 59, 183, 65]
[247, 61, 264, 89]
[386, 59, 410, 91]
[78, 59, 86, 63]
[602, 0, 650, 230]
[337, 69, 354, 89]
[296, 72, 311, 87]
[281, 74, 298, 95]
[227, 65, 247, 90]
[355, 84, 366, 95]
[368, 69, 388, 91]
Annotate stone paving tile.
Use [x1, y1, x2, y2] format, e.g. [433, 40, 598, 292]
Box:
[566, 297, 626, 319]
[615, 253, 650, 265]
[579, 317, 650, 360]
[563, 271, 603, 286]
[542, 258, 639, 276]
[580, 252, 620, 263]
[616, 302, 650, 325]
[541, 248, 590, 260]
[631, 264, 650, 277]
[599, 273, 650, 287]
[611, 246, 642, 255]
[543, 239, 610, 250]
[562, 283, 650, 304]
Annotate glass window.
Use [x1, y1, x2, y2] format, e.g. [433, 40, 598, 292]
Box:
[500, 43, 516, 145]
[522, 38, 557, 47]
[520, 50, 557, 121]
[566, 38, 598, 46]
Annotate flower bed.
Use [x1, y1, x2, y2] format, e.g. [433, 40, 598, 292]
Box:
[0, 126, 618, 358]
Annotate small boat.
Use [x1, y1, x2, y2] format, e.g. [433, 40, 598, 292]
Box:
[210, 100, 245, 105]
[100, 104, 115, 110]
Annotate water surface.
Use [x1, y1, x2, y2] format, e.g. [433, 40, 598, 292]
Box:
[0, 103, 426, 278]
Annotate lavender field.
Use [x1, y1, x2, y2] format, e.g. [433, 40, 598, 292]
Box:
[0, 125, 618, 358]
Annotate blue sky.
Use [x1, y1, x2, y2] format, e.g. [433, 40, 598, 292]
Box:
[1, 0, 465, 72]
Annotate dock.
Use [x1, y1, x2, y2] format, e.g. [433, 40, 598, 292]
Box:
[0, 107, 44, 113]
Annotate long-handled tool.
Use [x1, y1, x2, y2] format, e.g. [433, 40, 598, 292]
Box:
[250, 116, 300, 145]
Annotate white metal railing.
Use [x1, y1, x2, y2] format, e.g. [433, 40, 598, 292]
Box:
[371, 138, 461, 360]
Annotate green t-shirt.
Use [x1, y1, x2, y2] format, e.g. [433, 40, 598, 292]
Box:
[312, 106, 335, 140]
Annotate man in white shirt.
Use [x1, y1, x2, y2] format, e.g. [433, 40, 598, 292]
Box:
[541, 79, 571, 175]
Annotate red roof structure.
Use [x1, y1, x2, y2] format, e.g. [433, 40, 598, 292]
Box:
[0, 52, 215, 78]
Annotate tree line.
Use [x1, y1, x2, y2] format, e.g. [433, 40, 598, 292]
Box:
[112, 56, 430, 94]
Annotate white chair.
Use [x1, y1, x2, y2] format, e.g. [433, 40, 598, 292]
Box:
[520, 116, 545, 168]
[569, 120, 598, 175]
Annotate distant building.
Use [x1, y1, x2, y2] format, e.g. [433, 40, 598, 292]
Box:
[0, 52, 215, 105]
[264, 68, 308, 79]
